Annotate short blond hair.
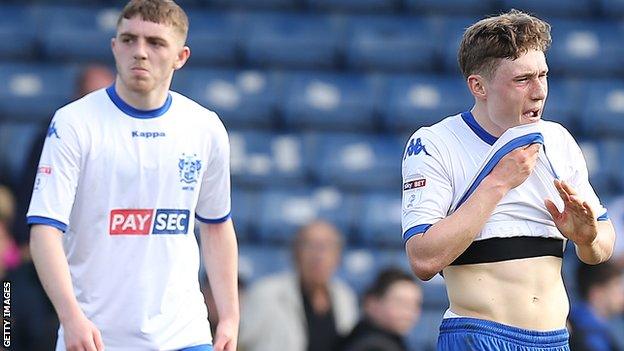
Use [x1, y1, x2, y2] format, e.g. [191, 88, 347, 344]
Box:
[117, 0, 189, 41]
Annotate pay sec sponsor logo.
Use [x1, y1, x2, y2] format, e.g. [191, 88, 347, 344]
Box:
[109, 209, 190, 235]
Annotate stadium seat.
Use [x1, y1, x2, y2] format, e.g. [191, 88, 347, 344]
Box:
[381, 74, 472, 132]
[547, 19, 624, 78]
[238, 245, 290, 283]
[0, 5, 37, 60]
[172, 69, 279, 129]
[306, 0, 398, 13]
[405, 0, 494, 16]
[205, 0, 299, 10]
[241, 12, 342, 69]
[598, 0, 624, 18]
[184, 11, 242, 67]
[0, 122, 42, 185]
[345, 15, 436, 72]
[37, 5, 119, 63]
[281, 71, 380, 131]
[255, 187, 357, 244]
[338, 247, 410, 292]
[305, 132, 402, 190]
[230, 189, 256, 243]
[500, 0, 593, 18]
[228, 130, 308, 187]
[579, 80, 624, 138]
[580, 139, 624, 196]
[434, 16, 480, 74]
[542, 78, 582, 132]
[0, 63, 77, 122]
[357, 192, 403, 248]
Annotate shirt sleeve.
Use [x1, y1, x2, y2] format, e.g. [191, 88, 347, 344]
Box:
[566, 132, 608, 221]
[195, 117, 232, 223]
[26, 112, 82, 232]
[402, 129, 454, 245]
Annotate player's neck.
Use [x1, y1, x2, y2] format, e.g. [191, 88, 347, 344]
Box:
[470, 105, 506, 138]
[114, 79, 170, 111]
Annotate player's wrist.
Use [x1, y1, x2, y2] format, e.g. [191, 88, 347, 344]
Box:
[480, 176, 510, 197]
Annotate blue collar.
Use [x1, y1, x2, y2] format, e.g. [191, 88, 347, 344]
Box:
[461, 111, 498, 146]
[106, 85, 172, 119]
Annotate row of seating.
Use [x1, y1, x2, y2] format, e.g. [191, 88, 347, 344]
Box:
[2, 63, 624, 138]
[2, 5, 624, 75]
[8, 0, 624, 18]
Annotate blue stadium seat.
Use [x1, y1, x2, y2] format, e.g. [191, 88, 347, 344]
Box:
[242, 12, 342, 69]
[382, 74, 472, 132]
[357, 192, 403, 248]
[338, 248, 410, 292]
[0, 64, 77, 122]
[228, 131, 308, 187]
[256, 188, 357, 244]
[542, 79, 582, 131]
[0, 122, 42, 185]
[306, 0, 398, 13]
[205, 0, 299, 10]
[579, 80, 624, 137]
[579, 140, 624, 196]
[185, 11, 241, 67]
[500, 0, 593, 18]
[238, 245, 290, 283]
[345, 15, 436, 72]
[405, 0, 494, 16]
[407, 308, 445, 351]
[172, 69, 279, 129]
[599, 0, 624, 18]
[434, 16, 480, 74]
[305, 133, 402, 190]
[37, 5, 118, 63]
[0, 5, 37, 60]
[281, 72, 380, 131]
[547, 19, 624, 77]
[230, 189, 256, 243]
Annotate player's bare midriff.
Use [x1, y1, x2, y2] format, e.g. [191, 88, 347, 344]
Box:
[443, 255, 568, 331]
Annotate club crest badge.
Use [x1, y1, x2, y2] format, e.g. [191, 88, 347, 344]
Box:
[179, 153, 201, 190]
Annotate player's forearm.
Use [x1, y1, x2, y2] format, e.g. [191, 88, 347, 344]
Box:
[30, 224, 84, 323]
[200, 220, 240, 324]
[406, 178, 508, 280]
[575, 220, 615, 264]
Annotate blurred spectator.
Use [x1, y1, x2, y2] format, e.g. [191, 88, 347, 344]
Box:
[568, 261, 624, 351]
[239, 220, 358, 351]
[338, 267, 422, 351]
[0, 184, 20, 277]
[74, 64, 115, 99]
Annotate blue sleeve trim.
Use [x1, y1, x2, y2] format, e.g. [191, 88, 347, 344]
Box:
[597, 211, 609, 221]
[27, 216, 68, 233]
[403, 224, 432, 245]
[455, 133, 544, 209]
[179, 344, 213, 351]
[195, 212, 231, 224]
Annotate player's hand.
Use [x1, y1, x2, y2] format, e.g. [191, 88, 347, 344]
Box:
[545, 179, 598, 246]
[62, 312, 104, 351]
[488, 143, 541, 191]
[213, 317, 238, 351]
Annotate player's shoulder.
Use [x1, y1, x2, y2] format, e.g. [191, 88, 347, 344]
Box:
[404, 114, 462, 156]
[540, 120, 577, 145]
[170, 91, 221, 122]
[52, 88, 109, 127]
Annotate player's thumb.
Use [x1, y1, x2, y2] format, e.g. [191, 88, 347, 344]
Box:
[544, 199, 560, 218]
[93, 327, 105, 351]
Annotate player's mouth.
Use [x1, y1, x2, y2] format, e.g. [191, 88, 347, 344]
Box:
[523, 108, 541, 119]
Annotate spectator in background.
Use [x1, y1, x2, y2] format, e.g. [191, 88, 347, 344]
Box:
[568, 261, 624, 351]
[239, 220, 358, 351]
[0, 184, 20, 277]
[339, 267, 422, 351]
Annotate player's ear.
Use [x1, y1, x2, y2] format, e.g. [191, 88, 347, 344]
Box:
[467, 74, 487, 100]
[173, 46, 190, 70]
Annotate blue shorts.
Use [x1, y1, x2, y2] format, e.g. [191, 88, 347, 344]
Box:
[180, 344, 213, 351]
[437, 317, 569, 351]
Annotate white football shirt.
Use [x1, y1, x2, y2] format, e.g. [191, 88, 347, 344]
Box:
[27, 86, 231, 350]
[401, 112, 607, 252]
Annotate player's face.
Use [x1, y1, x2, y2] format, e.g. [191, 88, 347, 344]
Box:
[484, 49, 548, 130]
[112, 16, 188, 94]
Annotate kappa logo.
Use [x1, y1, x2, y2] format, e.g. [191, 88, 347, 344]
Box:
[404, 138, 431, 159]
[109, 209, 190, 235]
[132, 131, 166, 139]
[47, 122, 60, 139]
